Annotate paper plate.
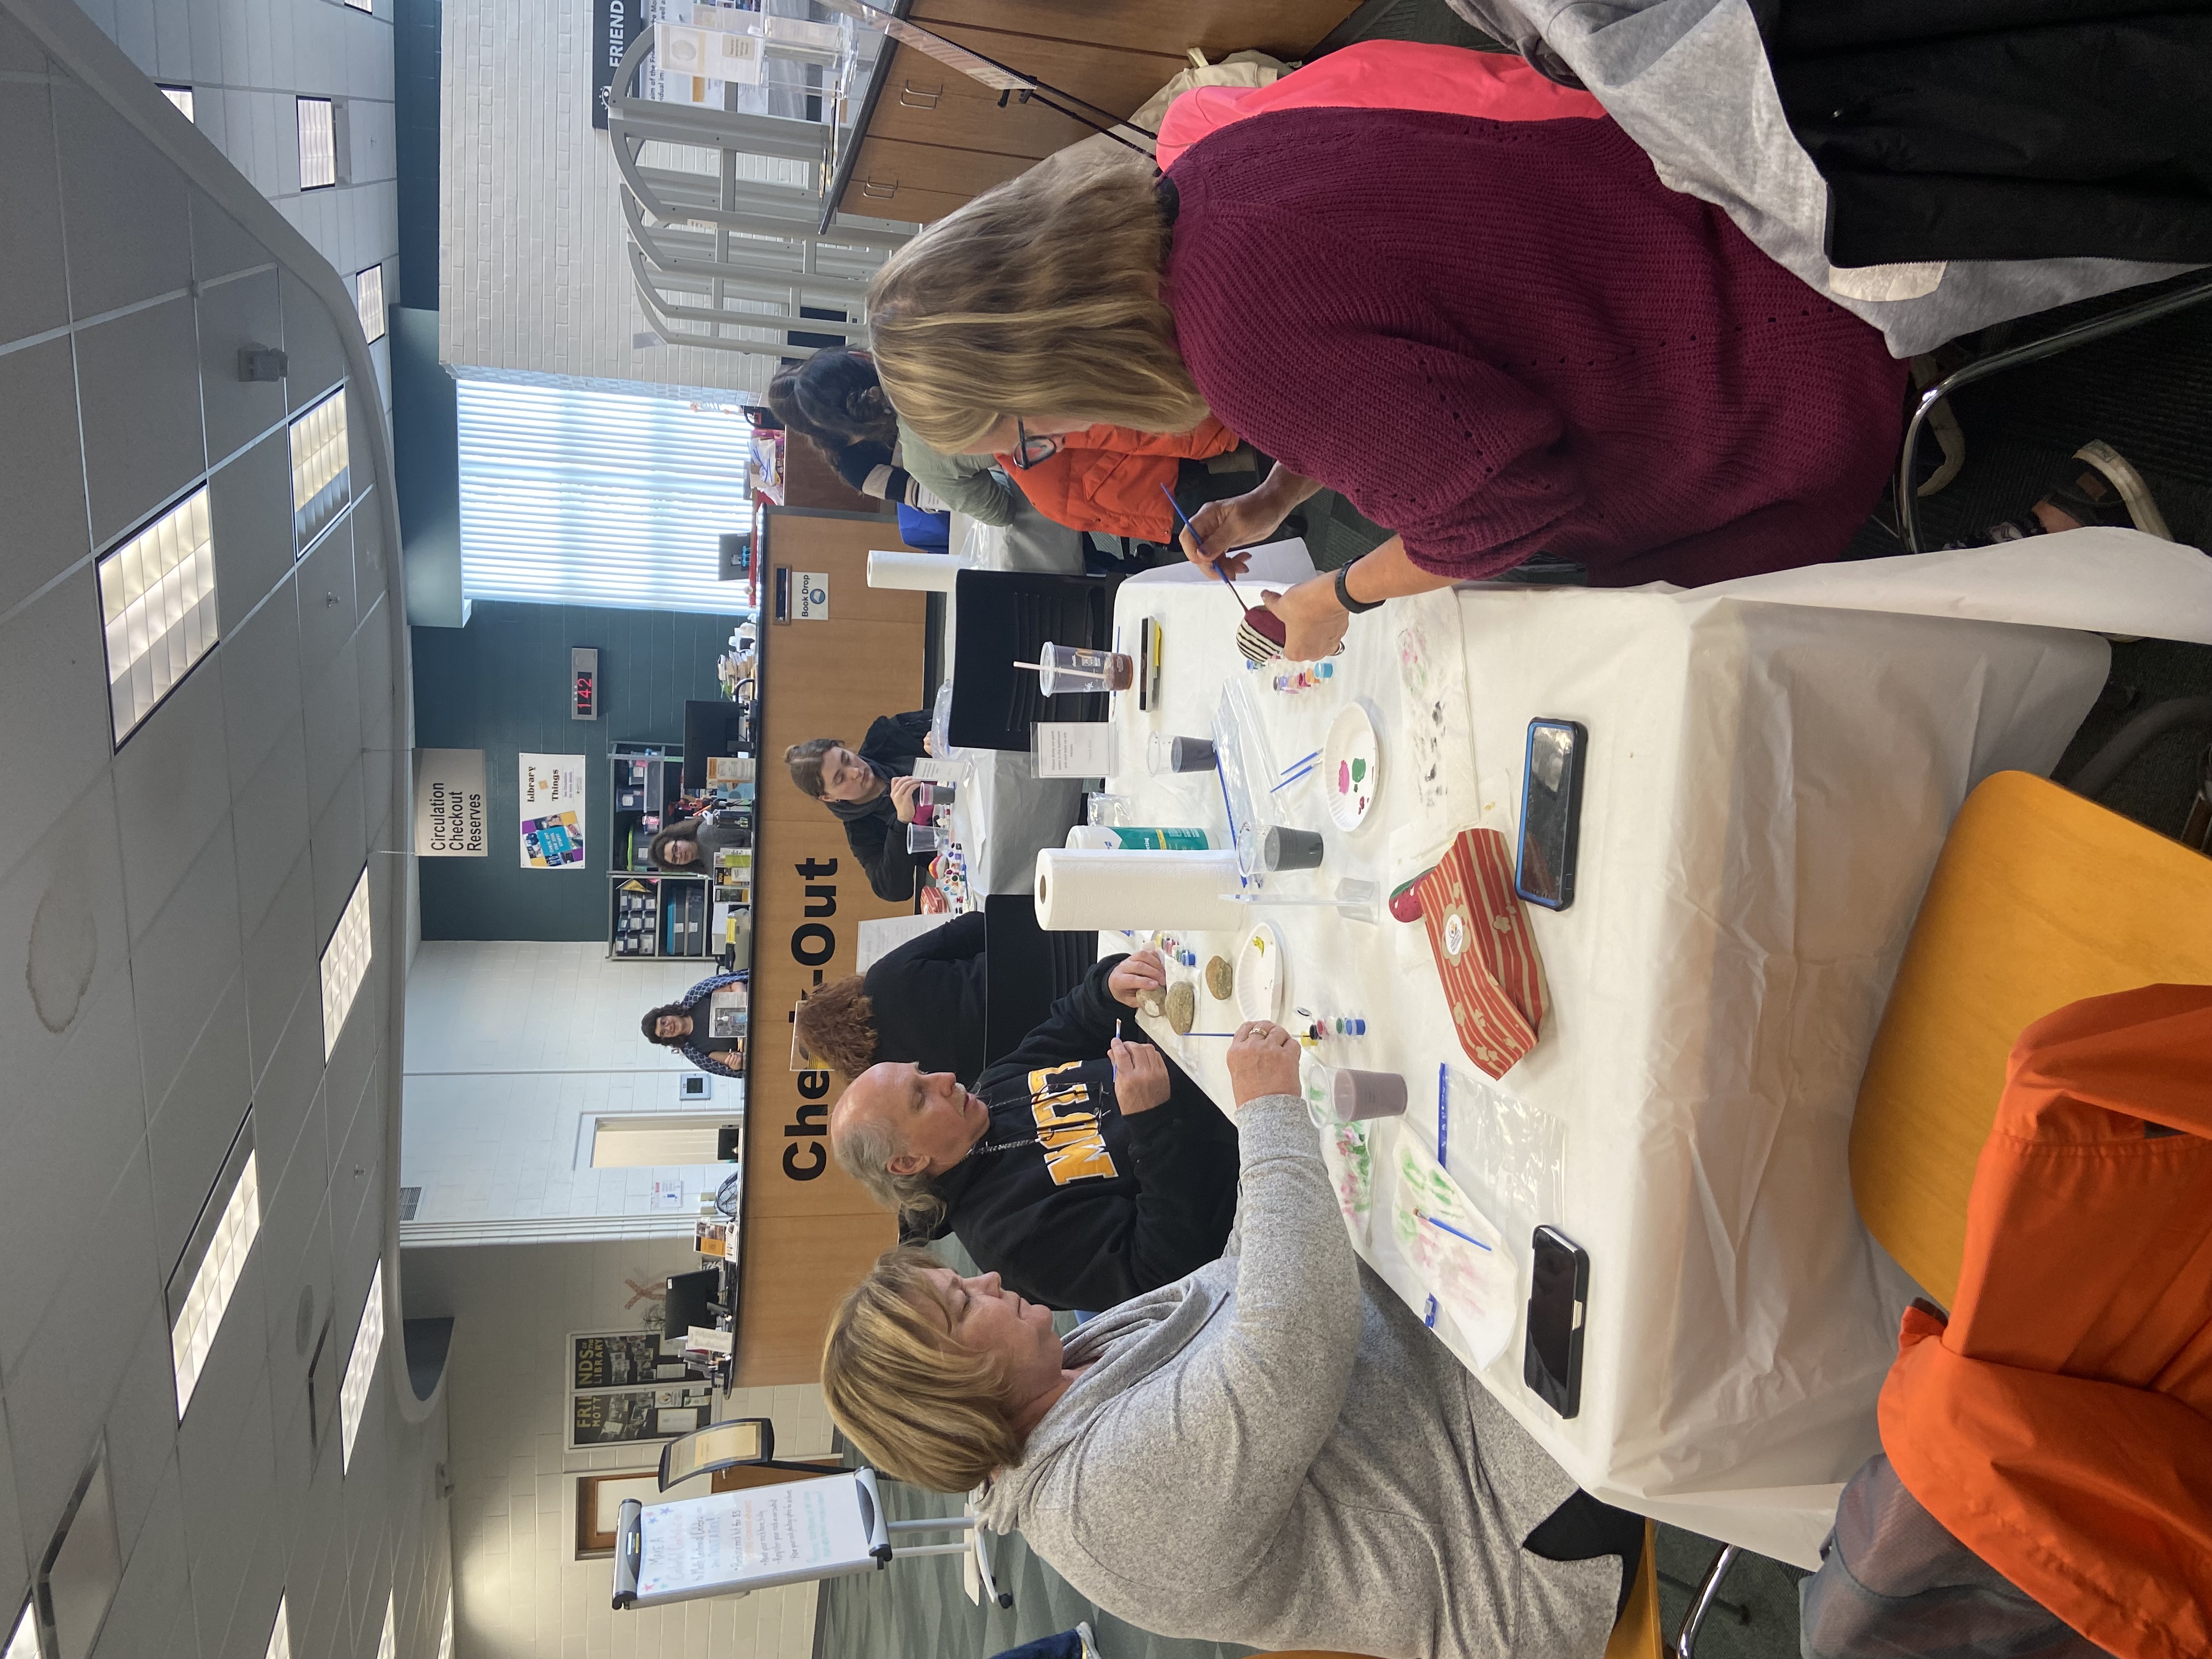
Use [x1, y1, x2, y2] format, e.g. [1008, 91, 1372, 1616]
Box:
[1323, 703, 1381, 831]
[1235, 923, 1285, 1022]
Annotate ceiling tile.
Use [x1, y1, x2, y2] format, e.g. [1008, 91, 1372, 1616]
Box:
[0, 67, 69, 346]
[0, 335, 89, 615]
[50, 81, 191, 320]
[198, 268, 286, 472]
[74, 295, 206, 554]
[144, 968, 252, 1277]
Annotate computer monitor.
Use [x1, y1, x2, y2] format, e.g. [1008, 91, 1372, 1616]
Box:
[663, 1268, 720, 1342]
[681, 701, 752, 790]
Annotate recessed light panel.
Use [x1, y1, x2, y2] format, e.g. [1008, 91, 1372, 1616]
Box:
[263, 1595, 292, 1659]
[297, 98, 336, 188]
[289, 388, 351, 552]
[355, 264, 386, 344]
[160, 85, 194, 120]
[98, 487, 217, 746]
[320, 869, 373, 1060]
[3, 1600, 36, 1659]
[375, 1595, 396, 1659]
[339, 1260, 385, 1470]
[170, 1150, 262, 1418]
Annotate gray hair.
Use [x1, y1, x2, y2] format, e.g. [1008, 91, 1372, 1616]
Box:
[832, 1102, 950, 1231]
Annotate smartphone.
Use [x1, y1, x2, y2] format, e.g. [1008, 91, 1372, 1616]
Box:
[1524, 1225, 1589, 1419]
[1515, 719, 1588, 910]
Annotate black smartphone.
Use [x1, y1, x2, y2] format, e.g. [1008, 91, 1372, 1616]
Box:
[1524, 1225, 1590, 1419]
[1515, 719, 1588, 910]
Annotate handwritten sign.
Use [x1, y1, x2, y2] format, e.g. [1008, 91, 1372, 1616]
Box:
[635, 1476, 874, 1599]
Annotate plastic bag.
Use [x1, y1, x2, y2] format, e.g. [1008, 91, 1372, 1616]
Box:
[1444, 1065, 1567, 1259]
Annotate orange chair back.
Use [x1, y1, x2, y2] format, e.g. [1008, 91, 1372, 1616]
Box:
[1849, 771, 2212, 1305]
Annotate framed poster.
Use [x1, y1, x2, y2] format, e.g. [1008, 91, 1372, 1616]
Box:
[569, 1385, 716, 1449]
[571, 1331, 678, 1392]
[520, 753, 589, 868]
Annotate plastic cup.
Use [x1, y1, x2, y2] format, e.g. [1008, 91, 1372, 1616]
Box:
[1146, 733, 1217, 775]
[1086, 791, 1131, 826]
[906, 823, 946, 854]
[915, 781, 956, 821]
[1035, 642, 1135, 696]
[1261, 825, 1325, 872]
[1333, 1069, 1408, 1121]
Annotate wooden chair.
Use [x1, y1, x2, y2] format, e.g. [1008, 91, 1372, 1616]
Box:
[1852, 768, 2212, 1306]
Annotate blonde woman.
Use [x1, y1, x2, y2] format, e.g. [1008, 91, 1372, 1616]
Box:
[821, 1022, 1637, 1659]
[868, 104, 1909, 660]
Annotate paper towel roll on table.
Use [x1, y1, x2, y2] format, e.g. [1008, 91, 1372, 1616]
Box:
[1033, 848, 1249, 931]
[867, 550, 963, 592]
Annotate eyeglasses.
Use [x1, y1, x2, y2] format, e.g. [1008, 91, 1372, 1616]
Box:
[1008, 419, 1061, 471]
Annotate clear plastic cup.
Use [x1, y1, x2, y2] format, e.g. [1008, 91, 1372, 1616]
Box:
[905, 823, 946, 854]
[1146, 732, 1217, 775]
[1333, 1069, 1408, 1121]
[1034, 642, 1135, 696]
[1086, 791, 1132, 826]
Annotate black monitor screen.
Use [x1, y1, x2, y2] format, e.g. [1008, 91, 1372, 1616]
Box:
[663, 1268, 719, 1340]
[682, 701, 750, 790]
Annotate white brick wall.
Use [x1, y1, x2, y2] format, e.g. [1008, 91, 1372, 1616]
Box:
[437, 0, 816, 396]
[400, 941, 743, 1240]
[404, 1237, 829, 1659]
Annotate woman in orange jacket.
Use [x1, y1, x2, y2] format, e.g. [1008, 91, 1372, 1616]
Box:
[997, 415, 1285, 546]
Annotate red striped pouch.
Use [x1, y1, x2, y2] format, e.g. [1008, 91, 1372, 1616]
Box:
[1413, 827, 1546, 1079]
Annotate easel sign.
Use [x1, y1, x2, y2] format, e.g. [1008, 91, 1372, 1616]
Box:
[613, 1470, 888, 1607]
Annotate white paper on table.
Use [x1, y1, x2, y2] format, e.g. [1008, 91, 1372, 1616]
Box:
[855, 913, 954, 973]
[1122, 537, 1319, 588]
[1683, 526, 2212, 644]
[1386, 1130, 1519, 1367]
[635, 1478, 872, 1598]
[1033, 722, 1119, 777]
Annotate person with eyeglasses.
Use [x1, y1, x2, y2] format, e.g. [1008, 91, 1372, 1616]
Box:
[865, 96, 1914, 662]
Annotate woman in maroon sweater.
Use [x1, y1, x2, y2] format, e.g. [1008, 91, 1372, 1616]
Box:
[869, 109, 1910, 659]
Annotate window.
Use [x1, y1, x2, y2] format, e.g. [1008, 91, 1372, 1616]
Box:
[263, 1595, 292, 1659]
[297, 97, 336, 189]
[354, 263, 386, 344]
[320, 870, 373, 1060]
[456, 377, 757, 614]
[338, 1260, 385, 1470]
[289, 387, 351, 551]
[170, 1149, 262, 1417]
[590, 1114, 741, 1167]
[159, 84, 194, 120]
[99, 487, 217, 746]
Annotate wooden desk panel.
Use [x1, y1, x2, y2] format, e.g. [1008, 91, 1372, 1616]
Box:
[738, 509, 927, 1385]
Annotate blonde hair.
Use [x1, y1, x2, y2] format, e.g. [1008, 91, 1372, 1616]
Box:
[821, 1246, 1026, 1492]
[867, 162, 1210, 455]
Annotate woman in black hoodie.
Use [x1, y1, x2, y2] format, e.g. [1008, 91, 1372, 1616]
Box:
[785, 711, 937, 902]
[796, 910, 988, 1085]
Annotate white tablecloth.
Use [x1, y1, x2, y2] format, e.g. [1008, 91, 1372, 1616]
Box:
[1101, 558, 2110, 1567]
[945, 749, 1084, 897]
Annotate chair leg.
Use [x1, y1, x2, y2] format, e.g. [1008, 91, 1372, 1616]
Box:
[1669, 1543, 1741, 1658]
[1894, 272, 2212, 554]
[1658, 1569, 1749, 1624]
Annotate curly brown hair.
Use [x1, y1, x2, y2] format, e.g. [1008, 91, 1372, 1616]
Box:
[793, 975, 879, 1079]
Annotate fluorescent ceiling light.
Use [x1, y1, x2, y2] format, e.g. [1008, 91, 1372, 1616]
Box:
[3, 1599, 36, 1659]
[264, 1595, 292, 1659]
[339, 1260, 385, 1470]
[354, 264, 386, 344]
[298, 98, 336, 188]
[171, 1150, 262, 1418]
[99, 487, 217, 746]
[436, 1594, 453, 1659]
[375, 1594, 396, 1659]
[160, 85, 194, 120]
[290, 388, 351, 550]
[320, 869, 373, 1060]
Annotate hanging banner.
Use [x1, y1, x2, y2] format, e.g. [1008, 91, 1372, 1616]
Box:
[520, 753, 590, 868]
[413, 748, 489, 856]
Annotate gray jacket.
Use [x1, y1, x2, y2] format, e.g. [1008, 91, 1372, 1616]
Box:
[898, 416, 1017, 527]
[975, 1097, 1616, 1659]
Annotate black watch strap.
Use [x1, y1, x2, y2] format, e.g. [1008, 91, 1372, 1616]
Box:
[1334, 558, 1386, 615]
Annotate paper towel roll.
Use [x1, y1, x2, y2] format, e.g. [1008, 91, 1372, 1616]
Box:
[867, 550, 963, 592]
[1033, 848, 1249, 931]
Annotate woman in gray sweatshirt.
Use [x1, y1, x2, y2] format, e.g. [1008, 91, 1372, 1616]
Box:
[822, 1022, 1626, 1659]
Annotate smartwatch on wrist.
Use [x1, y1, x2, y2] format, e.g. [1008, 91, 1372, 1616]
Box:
[1334, 558, 1386, 616]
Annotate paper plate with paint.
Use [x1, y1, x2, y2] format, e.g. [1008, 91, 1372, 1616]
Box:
[1235, 923, 1285, 1023]
[1323, 703, 1381, 831]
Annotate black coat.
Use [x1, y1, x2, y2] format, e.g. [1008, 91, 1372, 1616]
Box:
[1753, 0, 2212, 264]
[922, 953, 1241, 1312]
[863, 911, 989, 1086]
[828, 711, 935, 902]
